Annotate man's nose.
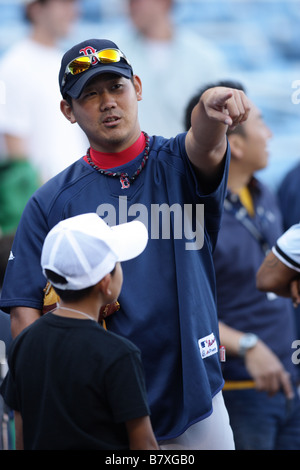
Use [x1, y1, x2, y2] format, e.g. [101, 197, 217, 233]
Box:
[100, 92, 116, 111]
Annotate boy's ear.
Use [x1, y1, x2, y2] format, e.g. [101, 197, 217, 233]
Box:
[60, 99, 77, 124]
[97, 274, 112, 296]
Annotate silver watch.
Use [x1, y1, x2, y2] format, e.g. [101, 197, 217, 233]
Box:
[238, 333, 258, 358]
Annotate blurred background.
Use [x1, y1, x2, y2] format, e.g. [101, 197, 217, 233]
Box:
[0, 0, 299, 192]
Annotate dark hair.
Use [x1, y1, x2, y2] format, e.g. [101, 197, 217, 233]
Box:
[45, 265, 117, 302]
[184, 80, 246, 136]
[44, 269, 94, 302]
[65, 94, 73, 107]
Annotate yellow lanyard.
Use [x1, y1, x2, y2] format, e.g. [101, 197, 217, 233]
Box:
[238, 186, 254, 217]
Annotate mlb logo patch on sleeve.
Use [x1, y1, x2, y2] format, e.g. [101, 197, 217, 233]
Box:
[198, 333, 218, 359]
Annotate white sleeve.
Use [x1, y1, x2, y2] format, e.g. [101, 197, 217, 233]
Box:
[272, 223, 300, 272]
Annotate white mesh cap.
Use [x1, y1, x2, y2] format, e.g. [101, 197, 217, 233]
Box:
[41, 213, 148, 290]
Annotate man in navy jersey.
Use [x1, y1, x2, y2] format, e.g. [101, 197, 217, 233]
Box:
[0, 38, 250, 448]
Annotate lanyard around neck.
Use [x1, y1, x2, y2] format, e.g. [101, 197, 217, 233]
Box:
[224, 196, 270, 256]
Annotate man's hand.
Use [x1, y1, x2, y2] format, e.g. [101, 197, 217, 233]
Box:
[200, 86, 250, 130]
[186, 86, 251, 179]
[245, 339, 294, 399]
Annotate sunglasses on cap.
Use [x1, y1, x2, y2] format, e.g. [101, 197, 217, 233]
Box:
[61, 48, 131, 87]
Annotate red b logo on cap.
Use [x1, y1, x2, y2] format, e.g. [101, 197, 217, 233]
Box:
[79, 46, 98, 65]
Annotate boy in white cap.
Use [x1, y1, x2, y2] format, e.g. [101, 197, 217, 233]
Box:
[0, 214, 159, 450]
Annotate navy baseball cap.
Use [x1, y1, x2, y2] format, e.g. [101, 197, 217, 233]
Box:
[59, 38, 133, 99]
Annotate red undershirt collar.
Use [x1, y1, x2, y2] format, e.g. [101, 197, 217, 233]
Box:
[84, 132, 146, 170]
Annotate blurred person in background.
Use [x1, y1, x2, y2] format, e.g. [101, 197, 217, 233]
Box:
[0, 0, 87, 184]
[103, 0, 228, 138]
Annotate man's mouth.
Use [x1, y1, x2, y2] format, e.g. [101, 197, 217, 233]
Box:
[103, 116, 120, 125]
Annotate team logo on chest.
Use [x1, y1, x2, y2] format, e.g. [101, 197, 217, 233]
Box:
[120, 174, 131, 190]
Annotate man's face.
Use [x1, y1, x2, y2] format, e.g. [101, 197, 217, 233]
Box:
[242, 102, 272, 172]
[230, 101, 272, 173]
[65, 73, 142, 152]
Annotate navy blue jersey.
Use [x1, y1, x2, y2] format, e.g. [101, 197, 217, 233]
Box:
[1, 133, 230, 440]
